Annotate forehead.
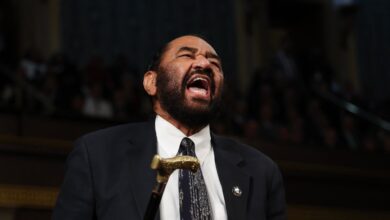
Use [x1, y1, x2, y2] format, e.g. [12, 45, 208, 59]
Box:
[164, 36, 218, 55]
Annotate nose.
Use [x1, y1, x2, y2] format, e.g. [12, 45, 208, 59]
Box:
[193, 55, 211, 69]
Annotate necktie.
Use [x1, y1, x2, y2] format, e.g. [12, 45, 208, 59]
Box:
[178, 137, 212, 220]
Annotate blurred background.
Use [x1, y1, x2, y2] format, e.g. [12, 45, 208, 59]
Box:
[0, 0, 389, 219]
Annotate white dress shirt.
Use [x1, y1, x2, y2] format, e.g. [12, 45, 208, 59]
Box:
[155, 116, 227, 220]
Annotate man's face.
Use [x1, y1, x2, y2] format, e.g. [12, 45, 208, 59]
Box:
[155, 36, 224, 127]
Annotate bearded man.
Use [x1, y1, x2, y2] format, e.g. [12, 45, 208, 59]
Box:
[52, 35, 286, 220]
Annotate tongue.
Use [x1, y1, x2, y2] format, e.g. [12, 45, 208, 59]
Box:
[188, 87, 207, 96]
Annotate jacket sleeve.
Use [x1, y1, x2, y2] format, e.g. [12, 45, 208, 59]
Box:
[267, 161, 287, 220]
[52, 138, 95, 220]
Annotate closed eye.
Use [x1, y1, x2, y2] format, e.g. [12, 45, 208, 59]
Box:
[178, 53, 193, 58]
[210, 60, 221, 70]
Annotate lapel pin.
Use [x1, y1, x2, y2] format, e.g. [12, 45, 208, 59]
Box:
[232, 186, 242, 197]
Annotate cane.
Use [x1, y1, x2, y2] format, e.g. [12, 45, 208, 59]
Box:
[143, 154, 200, 220]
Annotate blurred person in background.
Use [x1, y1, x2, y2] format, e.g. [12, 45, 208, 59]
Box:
[82, 82, 113, 118]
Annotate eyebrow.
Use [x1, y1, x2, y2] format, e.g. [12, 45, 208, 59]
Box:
[177, 46, 221, 63]
[177, 46, 198, 54]
[206, 51, 221, 63]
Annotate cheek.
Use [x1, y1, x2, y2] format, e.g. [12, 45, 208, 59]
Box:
[165, 63, 189, 81]
[214, 74, 224, 93]
[215, 72, 224, 85]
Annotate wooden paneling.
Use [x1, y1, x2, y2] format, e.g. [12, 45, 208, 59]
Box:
[0, 185, 58, 209]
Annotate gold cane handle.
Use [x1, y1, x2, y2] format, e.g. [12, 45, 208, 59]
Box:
[150, 154, 200, 183]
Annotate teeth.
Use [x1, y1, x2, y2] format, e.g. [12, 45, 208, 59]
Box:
[193, 77, 207, 82]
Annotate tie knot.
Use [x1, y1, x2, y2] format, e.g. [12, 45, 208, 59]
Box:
[179, 137, 195, 156]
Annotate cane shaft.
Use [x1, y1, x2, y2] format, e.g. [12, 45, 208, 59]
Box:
[143, 183, 166, 220]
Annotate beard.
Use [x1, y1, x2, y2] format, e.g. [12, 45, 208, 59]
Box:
[155, 67, 222, 128]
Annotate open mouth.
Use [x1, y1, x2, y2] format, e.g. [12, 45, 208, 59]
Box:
[186, 75, 210, 97]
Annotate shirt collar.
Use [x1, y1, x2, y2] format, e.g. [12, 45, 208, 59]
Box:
[155, 115, 211, 164]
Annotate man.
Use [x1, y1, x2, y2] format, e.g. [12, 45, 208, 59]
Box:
[52, 35, 286, 220]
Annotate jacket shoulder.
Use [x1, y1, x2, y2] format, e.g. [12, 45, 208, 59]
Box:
[82, 121, 148, 139]
[74, 121, 153, 150]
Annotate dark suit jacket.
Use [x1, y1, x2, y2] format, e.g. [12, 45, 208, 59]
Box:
[52, 121, 286, 220]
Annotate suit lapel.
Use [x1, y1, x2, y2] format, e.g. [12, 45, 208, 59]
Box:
[212, 134, 251, 220]
[126, 122, 251, 219]
[127, 120, 159, 220]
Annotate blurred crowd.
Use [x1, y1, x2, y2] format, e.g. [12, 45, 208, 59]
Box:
[0, 46, 389, 154]
[0, 50, 149, 120]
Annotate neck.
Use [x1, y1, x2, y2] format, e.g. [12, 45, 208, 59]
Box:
[154, 103, 204, 136]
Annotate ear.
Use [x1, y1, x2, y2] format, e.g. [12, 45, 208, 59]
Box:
[143, 71, 157, 96]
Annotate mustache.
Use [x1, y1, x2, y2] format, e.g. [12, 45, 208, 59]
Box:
[191, 68, 212, 78]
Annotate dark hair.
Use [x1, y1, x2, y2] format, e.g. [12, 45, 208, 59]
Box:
[146, 43, 169, 72]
